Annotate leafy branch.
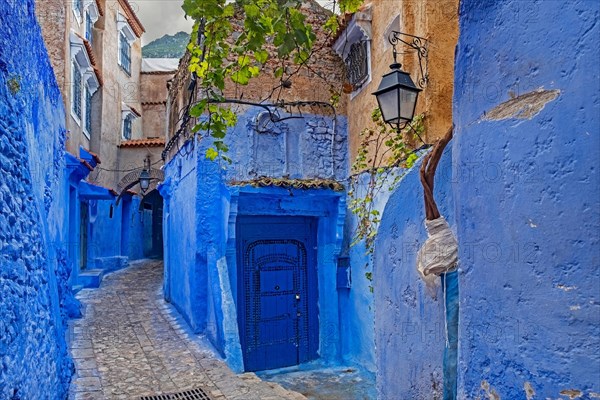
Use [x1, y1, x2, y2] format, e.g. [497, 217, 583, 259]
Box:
[349, 110, 426, 260]
[183, 0, 359, 160]
[181, 0, 363, 161]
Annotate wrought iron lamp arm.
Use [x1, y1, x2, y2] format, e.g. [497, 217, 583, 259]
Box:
[388, 31, 429, 88]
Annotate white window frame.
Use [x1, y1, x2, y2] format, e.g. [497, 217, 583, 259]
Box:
[122, 114, 133, 140]
[83, 0, 100, 42]
[121, 104, 140, 140]
[72, 0, 83, 25]
[83, 84, 92, 139]
[71, 60, 83, 125]
[333, 8, 373, 99]
[118, 31, 132, 75]
[70, 30, 100, 131]
[117, 13, 136, 75]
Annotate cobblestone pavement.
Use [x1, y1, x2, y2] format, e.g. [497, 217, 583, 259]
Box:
[68, 259, 306, 400]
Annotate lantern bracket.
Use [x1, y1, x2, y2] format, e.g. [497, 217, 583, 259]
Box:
[388, 31, 429, 88]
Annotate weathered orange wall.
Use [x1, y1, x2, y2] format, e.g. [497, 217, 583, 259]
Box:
[345, 0, 458, 160]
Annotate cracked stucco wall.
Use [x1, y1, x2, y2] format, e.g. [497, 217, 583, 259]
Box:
[0, 0, 73, 397]
[160, 108, 352, 372]
[453, 0, 599, 398]
[373, 146, 455, 399]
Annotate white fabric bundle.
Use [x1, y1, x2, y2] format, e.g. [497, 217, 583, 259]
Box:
[417, 216, 458, 278]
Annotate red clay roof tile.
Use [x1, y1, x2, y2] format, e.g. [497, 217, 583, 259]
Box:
[118, 0, 145, 37]
[119, 138, 166, 148]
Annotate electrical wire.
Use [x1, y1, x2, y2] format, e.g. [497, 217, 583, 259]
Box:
[95, 158, 163, 173]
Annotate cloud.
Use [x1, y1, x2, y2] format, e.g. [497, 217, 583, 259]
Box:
[131, 0, 336, 46]
[129, 0, 194, 45]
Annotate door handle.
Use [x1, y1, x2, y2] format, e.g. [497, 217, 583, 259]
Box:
[295, 294, 300, 300]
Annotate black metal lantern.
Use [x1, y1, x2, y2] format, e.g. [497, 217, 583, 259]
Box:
[373, 60, 421, 132]
[139, 169, 150, 193]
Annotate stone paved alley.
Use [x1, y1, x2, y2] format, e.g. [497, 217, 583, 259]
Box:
[68, 260, 308, 400]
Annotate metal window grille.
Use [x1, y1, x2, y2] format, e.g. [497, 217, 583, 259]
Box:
[119, 32, 131, 75]
[85, 86, 92, 135]
[123, 114, 133, 140]
[72, 61, 82, 120]
[344, 40, 369, 89]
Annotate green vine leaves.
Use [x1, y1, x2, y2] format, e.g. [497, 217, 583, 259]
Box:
[182, 0, 363, 161]
[349, 110, 426, 268]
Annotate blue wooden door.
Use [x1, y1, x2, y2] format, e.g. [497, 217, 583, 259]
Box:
[237, 216, 318, 372]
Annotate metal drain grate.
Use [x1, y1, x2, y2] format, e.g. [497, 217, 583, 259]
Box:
[140, 388, 211, 400]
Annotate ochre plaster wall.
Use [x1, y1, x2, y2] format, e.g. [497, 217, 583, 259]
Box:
[345, 0, 458, 161]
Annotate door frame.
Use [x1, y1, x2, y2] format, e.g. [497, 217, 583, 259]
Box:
[79, 201, 89, 270]
[236, 215, 319, 371]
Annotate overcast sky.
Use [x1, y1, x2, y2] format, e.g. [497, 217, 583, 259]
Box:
[134, 0, 336, 46]
[131, 0, 194, 46]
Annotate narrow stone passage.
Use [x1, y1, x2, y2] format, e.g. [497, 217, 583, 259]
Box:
[68, 259, 306, 400]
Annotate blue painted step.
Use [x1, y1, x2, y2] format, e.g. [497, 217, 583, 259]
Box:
[78, 269, 104, 288]
[71, 284, 84, 294]
[94, 256, 129, 273]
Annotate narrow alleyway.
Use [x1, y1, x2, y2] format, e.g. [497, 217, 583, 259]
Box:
[68, 260, 306, 400]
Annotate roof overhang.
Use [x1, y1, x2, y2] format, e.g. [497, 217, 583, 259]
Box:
[79, 181, 116, 200]
[83, 0, 100, 23]
[117, 13, 137, 43]
[332, 6, 373, 60]
[122, 103, 141, 120]
[70, 31, 101, 94]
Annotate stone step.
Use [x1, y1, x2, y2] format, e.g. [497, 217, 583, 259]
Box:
[94, 256, 129, 273]
[71, 284, 84, 294]
[78, 269, 104, 288]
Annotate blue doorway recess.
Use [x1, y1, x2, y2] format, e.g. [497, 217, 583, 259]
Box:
[237, 216, 319, 372]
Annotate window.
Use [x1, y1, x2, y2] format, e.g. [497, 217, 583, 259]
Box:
[85, 10, 93, 43]
[332, 5, 373, 96]
[121, 104, 139, 140]
[73, 0, 83, 21]
[117, 13, 136, 75]
[119, 32, 131, 75]
[122, 114, 133, 140]
[345, 41, 370, 89]
[84, 86, 92, 136]
[72, 60, 82, 121]
[70, 30, 100, 131]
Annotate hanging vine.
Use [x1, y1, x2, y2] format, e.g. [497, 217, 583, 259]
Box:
[180, 0, 364, 161]
[348, 109, 427, 259]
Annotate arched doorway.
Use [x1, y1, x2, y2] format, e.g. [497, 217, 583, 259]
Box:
[141, 190, 163, 258]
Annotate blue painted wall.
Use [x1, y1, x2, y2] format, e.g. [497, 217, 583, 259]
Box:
[453, 1, 599, 398]
[85, 195, 148, 270]
[87, 199, 122, 262]
[373, 149, 454, 399]
[160, 108, 356, 372]
[72, 191, 148, 279]
[124, 196, 145, 261]
[339, 230, 375, 372]
[161, 142, 203, 331]
[0, 0, 73, 397]
[340, 171, 406, 373]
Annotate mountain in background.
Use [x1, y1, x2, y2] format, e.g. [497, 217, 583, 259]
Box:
[142, 31, 190, 59]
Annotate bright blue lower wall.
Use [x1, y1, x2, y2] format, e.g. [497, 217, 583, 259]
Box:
[339, 171, 406, 373]
[87, 199, 122, 262]
[75, 194, 147, 275]
[373, 149, 454, 399]
[160, 109, 353, 372]
[161, 142, 204, 332]
[0, 0, 73, 397]
[339, 231, 375, 372]
[125, 197, 145, 261]
[454, 1, 599, 398]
